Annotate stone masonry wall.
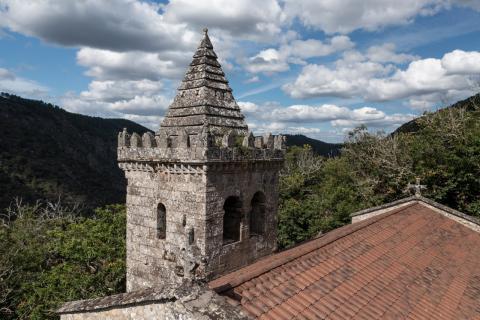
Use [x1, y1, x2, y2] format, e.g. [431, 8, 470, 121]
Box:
[123, 160, 283, 291]
[58, 283, 248, 320]
[60, 302, 188, 320]
[60, 295, 243, 320]
[204, 163, 280, 278]
[124, 167, 207, 291]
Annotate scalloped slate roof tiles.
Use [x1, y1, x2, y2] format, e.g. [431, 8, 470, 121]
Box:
[209, 202, 480, 319]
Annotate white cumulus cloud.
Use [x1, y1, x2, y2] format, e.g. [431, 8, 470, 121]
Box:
[77, 48, 189, 81]
[441, 49, 480, 74]
[239, 101, 415, 131]
[284, 48, 480, 107]
[0, 68, 49, 97]
[0, 0, 195, 52]
[283, 0, 447, 34]
[245, 48, 290, 74]
[244, 35, 355, 74]
[61, 78, 171, 129]
[283, 59, 393, 99]
[163, 0, 286, 42]
[366, 43, 418, 64]
[238, 101, 260, 113]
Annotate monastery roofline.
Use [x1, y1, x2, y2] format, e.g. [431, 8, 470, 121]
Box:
[209, 196, 480, 294]
[350, 195, 480, 227]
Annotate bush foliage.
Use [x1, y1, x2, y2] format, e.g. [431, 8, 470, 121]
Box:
[0, 201, 125, 320]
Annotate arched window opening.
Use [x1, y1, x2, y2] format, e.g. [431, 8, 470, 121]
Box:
[250, 192, 266, 236]
[223, 196, 242, 244]
[157, 203, 166, 239]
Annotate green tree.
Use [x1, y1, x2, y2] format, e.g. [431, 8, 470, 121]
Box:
[278, 146, 363, 248]
[409, 106, 480, 216]
[0, 202, 126, 320]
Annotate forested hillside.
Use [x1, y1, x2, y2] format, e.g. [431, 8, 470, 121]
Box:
[394, 93, 480, 134]
[0, 94, 340, 212]
[0, 93, 151, 211]
[284, 134, 341, 156]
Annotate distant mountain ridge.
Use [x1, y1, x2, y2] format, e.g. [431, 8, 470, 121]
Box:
[0, 93, 342, 211]
[284, 134, 342, 157]
[394, 93, 480, 134]
[0, 93, 151, 211]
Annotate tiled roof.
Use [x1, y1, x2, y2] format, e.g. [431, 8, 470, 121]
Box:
[209, 202, 480, 319]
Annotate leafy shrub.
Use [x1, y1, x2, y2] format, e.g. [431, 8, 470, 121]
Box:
[0, 201, 126, 320]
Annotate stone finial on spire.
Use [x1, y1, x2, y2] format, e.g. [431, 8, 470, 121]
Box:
[197, 27, 213, 50]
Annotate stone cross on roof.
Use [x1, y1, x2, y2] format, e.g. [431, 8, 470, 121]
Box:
[407, 177, 427, 197]
[159, 28, 248, 136]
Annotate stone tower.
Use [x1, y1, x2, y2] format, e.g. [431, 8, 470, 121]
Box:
[118, 29, 285, 292]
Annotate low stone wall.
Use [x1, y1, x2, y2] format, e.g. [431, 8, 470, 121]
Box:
[61, 303, 184, 320]
[58, 283, 248, 320]
[351, 199, 415, 223]
[351, 196, 480, 233]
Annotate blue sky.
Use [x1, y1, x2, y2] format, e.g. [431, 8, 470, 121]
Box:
[1, 0, 480, 142]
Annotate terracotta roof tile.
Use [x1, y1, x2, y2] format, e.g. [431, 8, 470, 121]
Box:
[244, 302, 264, 317]
[295, 306, 319, 320]
[209, 202, 480, 319]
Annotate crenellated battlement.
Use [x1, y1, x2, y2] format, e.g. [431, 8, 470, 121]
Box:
[117, 128, 286, 163]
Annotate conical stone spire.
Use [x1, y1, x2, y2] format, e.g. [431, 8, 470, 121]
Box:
[159, 28, 248, 136]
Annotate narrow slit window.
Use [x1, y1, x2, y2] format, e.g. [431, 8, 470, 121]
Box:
[250, 192, 266, 236]
[157, 203, 166, 239]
